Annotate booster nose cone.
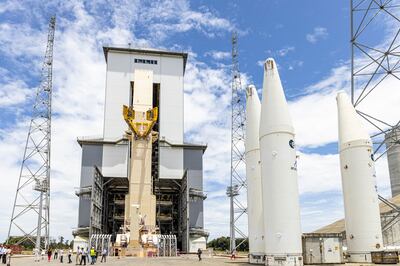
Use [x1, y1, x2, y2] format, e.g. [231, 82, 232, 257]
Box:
[259, 58, 303, 263]
[260, 58, 294, 138]
[337, 91, 371, 149]
[336, 92, 383, 262]
[245, 85, 261, 154]
[246, 84, 258, 97]
[245, 84, 265, 259]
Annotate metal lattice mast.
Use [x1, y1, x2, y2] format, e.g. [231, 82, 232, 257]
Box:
[7, 16, 55, 251]
[351, 1, 400, 160]
[351, 0, 400, 229]
[226, 31, 247, 252]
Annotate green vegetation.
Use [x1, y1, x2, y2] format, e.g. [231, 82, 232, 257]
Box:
[207, 236, 249, 251]
[5, 236, 35, 250]
[4, 236, 73, 250]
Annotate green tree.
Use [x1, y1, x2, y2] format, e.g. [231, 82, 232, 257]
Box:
[5, 236, 35, 250]
[207, 236, 249, 252]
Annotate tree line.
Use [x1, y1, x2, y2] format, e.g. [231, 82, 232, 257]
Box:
[4, 236, 73, 250]
[207, 236, 249, 251]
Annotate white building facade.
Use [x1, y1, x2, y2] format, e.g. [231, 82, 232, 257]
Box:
[74, 47, 208, 252]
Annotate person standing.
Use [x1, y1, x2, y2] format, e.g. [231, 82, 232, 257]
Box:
[76, 246, 81, 265]
[197, 248, 202, 261]
[85, 248, 89, 264]
[79, 248, 86, 266]
[60, 249, 64, 263]
[68, 249, 72, 264]
[0, 245, 5, 264]
[5, 248, 11, 266]
[100, 248, 107, 263]
[34, 248, 39, 262]
[230, 249, 236, 260]
[47, 249, 52, 262]
[54, 249, 58, 260]
[90, 247, 96, 265]
[1, 245, 6, 264]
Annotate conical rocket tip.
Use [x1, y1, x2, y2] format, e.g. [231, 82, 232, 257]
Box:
[264, 58, 276, 71]
[337, 91, 371, 147]
[246, 84, 257, 97]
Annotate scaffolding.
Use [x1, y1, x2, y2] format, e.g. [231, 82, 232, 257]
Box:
[99, 172, 129, 237]
[154, 178, 181, 239]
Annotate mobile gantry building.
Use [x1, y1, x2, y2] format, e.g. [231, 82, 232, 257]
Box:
[73, 46, 208, 252]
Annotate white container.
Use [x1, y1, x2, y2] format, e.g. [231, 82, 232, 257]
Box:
[336, 92, 383, 263]
[259, 58, 303, 266]
[245, 85, 265, 264]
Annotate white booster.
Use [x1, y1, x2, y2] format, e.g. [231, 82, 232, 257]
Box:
[245, 85, 265, 264]
[259, 58, 303, 266]
[336, 92, 383, 263]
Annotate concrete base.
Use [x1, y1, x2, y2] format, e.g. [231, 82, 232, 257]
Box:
[347, 252, 371, 263]
[125, 247, 144, 257]
[265, 254, 303, 266]
[249, 253, 265, 264]
[128, 240, 141, 248]
[189, 236, 207, 253]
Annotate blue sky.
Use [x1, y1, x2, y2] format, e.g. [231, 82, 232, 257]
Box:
[0, 0, 399, 242]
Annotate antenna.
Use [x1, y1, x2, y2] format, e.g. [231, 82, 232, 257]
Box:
[226, 31, 247, 252]
[7, 16, 56, 251]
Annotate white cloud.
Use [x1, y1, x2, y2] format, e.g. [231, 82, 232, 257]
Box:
[0, 0, 235, 242]
[306, 27, 328, 43]
[135, 0, 233, 41]
[277, 46, 295, 56]
[298, 152, 341, 194]
[288, 60, 304, 71]
[0, 23, 46, 57]
[0, 80, 32, 107]
[264, 46, 295, 58]
[0, 1, 23, 13]
[204, 50, 231, 60]
[289, 62, 400, 149]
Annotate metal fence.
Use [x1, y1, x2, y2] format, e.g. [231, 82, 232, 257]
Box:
[157, 235, 177, 257]
[89, 234, 112, 255]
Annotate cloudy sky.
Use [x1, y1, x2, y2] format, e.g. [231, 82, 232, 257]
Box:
[1, 0, 399, 242]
